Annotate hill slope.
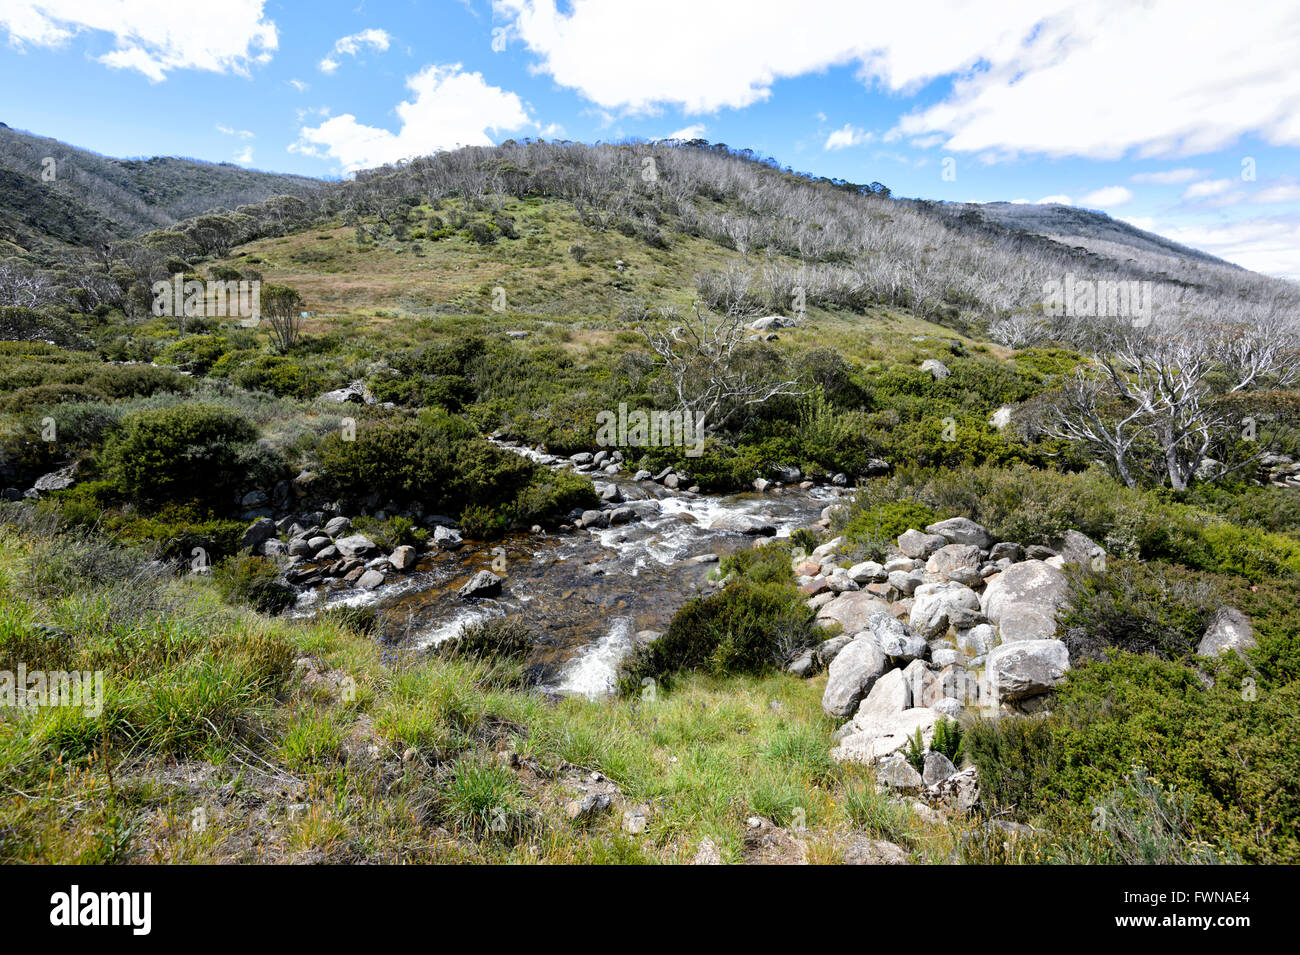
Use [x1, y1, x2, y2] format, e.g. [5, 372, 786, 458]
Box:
[0, 123, 322, 255]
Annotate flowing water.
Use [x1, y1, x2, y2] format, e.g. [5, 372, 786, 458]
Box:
[294, 442, 849, 698]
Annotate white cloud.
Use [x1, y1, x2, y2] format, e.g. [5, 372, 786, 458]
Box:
[292, 63, 531, 172]
[1079, 185, 1133, 208]
[234, 145, 254, 164]
[824, 123, 872, 150]
[1183, 178, 1235, 200]
[289, 78, 309, 92]
[319, 27, 390, 73]
[664, 123, 706, 140]
[1037, 195, 1072, 205]
[1159, 215, 1300, 280]
[217, 125, 255, 140]
[0, 0, 277, 81]
[1130, 168, 1208, 185]
[498, 1, 1300, 161]
[1252, 180, 1300, 204]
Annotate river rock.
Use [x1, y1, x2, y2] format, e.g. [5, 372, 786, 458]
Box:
[240, 517, 277, 552]
[987, 639, 1069, 702]
[851, 667, 912, 726]
[817, 592, 893, 633]
[335, 534, 377, 558]
[1197, 607, 1256, 658]
[866, 612, 927, 661]
[816, 633, 854, 666]
[712, 514, 776, 535]
[356, 569, 385, 590]
[922, 751, 957, 787]
[821, 636, 889, 718]
[898, 529, 948, 559]
[390, 545, 417, 570]
[832, 708, 937, 764]
[323, 516, 351, 537]
[925, 543, 984, 586]
[847, 560, 887, 583]
[457, 570, 503, 599]
[925, 517, 994, 550]
[433, 525, 464, 550]
[980, 559, 1068, 642]
[909, 581, 982, 638]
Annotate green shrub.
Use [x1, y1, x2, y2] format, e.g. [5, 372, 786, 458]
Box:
[97, 404, 261, 509]
[213, 555, 294, 614]
[1060, 559, 1222, 660]
[619, 579, 816, 690]
[512, 470, 599, 527]
[964, 652, 1300, 863]
[319, 412, 536, 516]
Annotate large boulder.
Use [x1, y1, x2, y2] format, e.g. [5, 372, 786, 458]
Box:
[457, 570, 503, 599]
[909, 581, 982, 638]
[433, 525, 464, 550]
[850, 667, 912, 727]
[821, 636, 889, 719]
[712, 514, 776, 536]
[1054, 529, 1105, 568]
[318, 379, 376, 404]
[832, 708, 938, 764]
[902, 658, 943, 707]
[897, 529, 948, 559]
[920, 359, 950, 380]
[240, 517, 277, 551]
[980, 559, 1068, 642]
[875, 753, 924, 791]
[866, 612, 927, 661]
[847, 560, 887, 584]
[987, 639, 1069, 702]
[925, 543, 984, 587]
[922, 751, 957, 787]
[334, 534, 377, 558]
[33, 464, 78, 493]
[1197, 607, 1256, 658]
[925, 517, 994, 550]
[816, 592, 893, 634]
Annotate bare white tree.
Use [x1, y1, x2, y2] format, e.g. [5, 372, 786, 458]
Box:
[642, 302, 806, 433]
[1048, 316, 1300, 489]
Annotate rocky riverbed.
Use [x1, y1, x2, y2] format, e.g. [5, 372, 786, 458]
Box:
[270, 440, 852, 697]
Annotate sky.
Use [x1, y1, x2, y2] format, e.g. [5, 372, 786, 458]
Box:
[2, 0, 1299, 279]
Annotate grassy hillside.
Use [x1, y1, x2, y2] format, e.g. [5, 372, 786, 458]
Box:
[0, 140, 1298, 864]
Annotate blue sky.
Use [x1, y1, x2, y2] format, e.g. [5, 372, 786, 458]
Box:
[2, 0, 1299, 278]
